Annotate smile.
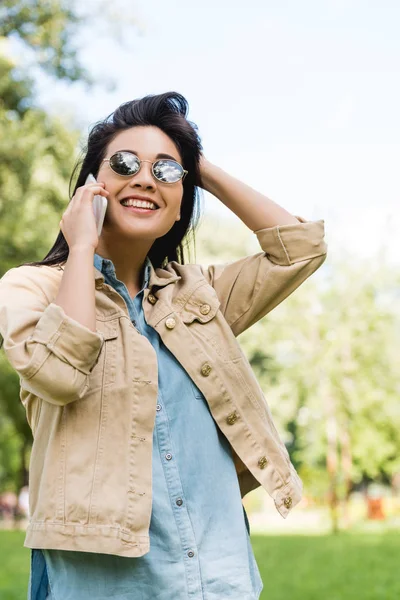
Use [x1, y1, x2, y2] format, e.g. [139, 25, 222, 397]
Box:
[120, 199, 159, 210]
[121, 205, 159, 215]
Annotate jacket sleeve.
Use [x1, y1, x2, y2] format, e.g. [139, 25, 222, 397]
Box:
[200, 217, 327, 336]
[0, 266, 104, 405]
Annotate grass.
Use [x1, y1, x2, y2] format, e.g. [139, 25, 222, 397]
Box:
[1, 530, 399, 599]
[252, 532, 400, 600]
[0, 531, 30, 600]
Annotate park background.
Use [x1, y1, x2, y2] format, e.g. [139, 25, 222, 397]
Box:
[0, 1, 399, 598]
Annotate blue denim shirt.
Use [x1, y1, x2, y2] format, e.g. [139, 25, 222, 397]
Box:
[28, 254, 263, 600]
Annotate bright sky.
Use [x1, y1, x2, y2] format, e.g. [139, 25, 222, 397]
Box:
[31, 0, 399, 264]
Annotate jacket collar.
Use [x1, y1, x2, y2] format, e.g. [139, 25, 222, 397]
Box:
[93, 255, 181, 290]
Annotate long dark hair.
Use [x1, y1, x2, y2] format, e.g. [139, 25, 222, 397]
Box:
[28, 91, 203, 269]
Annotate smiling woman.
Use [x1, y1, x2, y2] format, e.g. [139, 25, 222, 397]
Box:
[0, 91, 327, 600]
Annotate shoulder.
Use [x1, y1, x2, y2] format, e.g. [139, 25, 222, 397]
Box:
[166, 261, 203, 277]
[0, 264, 64, 302]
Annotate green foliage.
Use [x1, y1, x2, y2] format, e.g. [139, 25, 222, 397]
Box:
[249, 262, 400, 493]
[0, 52, 79, 272]
[0, 0, 88, 82]
[0, 4, 81, 492]
[0, 412, 23, 492]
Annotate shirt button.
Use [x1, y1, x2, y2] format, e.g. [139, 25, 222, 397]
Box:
[148, 293, 157, 305]
[226, 411, 238, 425]
[200, 303, 211, 315]
[201, 363, 212, 377]
[284, 497, 293, 509]
[187, 550, 195, 558]
[176, 498, 183, 506]
[156, 404, 162, 411]
[258, 456, 268, 469]
[165, 453, 172, 461]
[165, 317, 176, 329]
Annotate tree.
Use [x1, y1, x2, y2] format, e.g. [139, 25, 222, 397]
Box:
[241, 259, 399, 530]
[0, 0, 141, 88]
[0, 1, 88, 493]
[1, 0, 88, 83]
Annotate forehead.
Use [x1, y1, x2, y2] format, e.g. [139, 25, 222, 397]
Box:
[107, 126, 181, 161]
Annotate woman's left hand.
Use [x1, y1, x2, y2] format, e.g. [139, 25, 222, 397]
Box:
[196, 154, 211, 190]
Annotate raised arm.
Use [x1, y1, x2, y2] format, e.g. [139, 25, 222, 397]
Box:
[198, 157, 327, 336]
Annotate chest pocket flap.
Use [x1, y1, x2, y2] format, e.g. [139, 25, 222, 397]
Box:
[96, 317, 119, 341]
[180, 283, 220, 324]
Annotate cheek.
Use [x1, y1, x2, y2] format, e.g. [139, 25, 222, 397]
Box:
[170, 187, 183, 209]
[160, 188, 182, 213]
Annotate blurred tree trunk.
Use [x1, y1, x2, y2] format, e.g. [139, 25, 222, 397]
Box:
[340, 422, 352, 528]
[325, 387, 339, 533]
[19, 438, 30, 489]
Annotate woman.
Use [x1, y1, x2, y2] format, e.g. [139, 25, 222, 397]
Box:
[0, 92, 327, 599]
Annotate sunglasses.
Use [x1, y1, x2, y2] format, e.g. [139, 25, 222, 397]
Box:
[101, 151, 188, 184]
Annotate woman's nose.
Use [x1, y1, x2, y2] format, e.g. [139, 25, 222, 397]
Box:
[128, 161, 155, 189]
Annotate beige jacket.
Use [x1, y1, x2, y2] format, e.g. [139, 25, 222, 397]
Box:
[0, 218, 326, 557]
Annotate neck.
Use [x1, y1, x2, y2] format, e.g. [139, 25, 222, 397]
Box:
[95, 234, 153, 291]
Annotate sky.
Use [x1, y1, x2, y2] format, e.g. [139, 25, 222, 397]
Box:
[23, 0, 400, 264]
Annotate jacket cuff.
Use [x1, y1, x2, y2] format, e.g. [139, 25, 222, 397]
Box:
[255, 219, 327, 265]
[31, 303, 104, 375]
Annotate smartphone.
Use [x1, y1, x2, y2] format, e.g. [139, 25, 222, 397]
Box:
[85, 173, 108, 236]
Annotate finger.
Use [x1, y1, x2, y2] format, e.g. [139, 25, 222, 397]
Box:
[75, 182, 105, 195]
[83, 184, 109, 194]
[76, 186, 109, 203]
[84, 187, 110, 198]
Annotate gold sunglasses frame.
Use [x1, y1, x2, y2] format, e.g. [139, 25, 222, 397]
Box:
[101, 152, 188, 184]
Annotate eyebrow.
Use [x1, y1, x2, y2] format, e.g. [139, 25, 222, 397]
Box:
[116, 149, 180, 162]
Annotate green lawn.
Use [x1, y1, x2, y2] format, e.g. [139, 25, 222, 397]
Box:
[0, 530, 399, 599]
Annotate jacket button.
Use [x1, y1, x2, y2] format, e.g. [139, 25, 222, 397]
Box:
[148, 293, 157, 305]
[200, 303, 211, 315]
[187, 550, 195, 558]
[201, 363, 212, 376]
[284, 497, 293, 509]
[165, 317, 176, 329]
[165, 453, 172, 460]
[258, 456, 268, 469]
[176, 498, 183, 506]
[226, 411, 238, 425]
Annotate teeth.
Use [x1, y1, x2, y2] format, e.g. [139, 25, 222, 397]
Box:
[121, 199, 157, 209]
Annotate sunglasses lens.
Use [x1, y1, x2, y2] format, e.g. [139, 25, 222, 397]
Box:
[153, 160, 184, 183]
[109, 152, 140, 176]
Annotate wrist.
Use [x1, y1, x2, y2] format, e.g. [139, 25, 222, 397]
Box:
[69, 245, 96, 255]
[199, 159, 221, 193]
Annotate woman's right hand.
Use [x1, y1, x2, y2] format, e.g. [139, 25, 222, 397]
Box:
[59, 181, 109, 251]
